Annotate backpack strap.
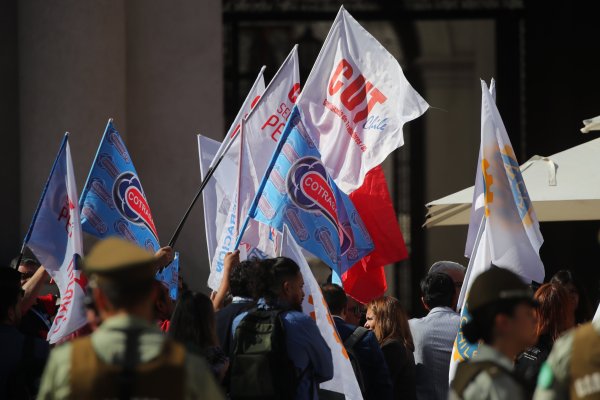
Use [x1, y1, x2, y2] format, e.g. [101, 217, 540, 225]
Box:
[118, 328, 143, 400]
[452, 361, 513, 398]
[344, 326, 368, 350]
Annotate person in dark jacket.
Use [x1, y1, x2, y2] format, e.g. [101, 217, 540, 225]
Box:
[169, 291, 229, 382]
[0, 267, 49, 399]
[409, 272, 460, 400]
[215, 258, 260, 355]
[515, 282, 575, 393]
[322, 284, 393, 400]
[365, 296, 416, 400]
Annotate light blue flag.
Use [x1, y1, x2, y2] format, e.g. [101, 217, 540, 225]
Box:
[155, 252, 180, 300]
[79, 119, 160, 251]
[243, 106, 374, 276]
[80, 119, 175, 295]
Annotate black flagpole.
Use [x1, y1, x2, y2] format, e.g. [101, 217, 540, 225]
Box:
[167, 135, 237, 248]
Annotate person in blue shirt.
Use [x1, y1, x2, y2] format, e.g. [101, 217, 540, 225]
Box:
[231, 257, 333, 400]
[322, 283, 393, 400]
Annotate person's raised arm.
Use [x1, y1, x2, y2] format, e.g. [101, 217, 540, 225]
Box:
[211, 250, 240, 311]
[21, 266, 50, 313]
[155, 246, 175, 269]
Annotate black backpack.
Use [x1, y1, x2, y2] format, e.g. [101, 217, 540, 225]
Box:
[318, 326, 369, 400]
[343, 327, 368, 394]
[229, 308, 300, 400]
[6, 334, 41, 400]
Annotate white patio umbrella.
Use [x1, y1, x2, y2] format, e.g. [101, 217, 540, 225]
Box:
[424, 137, 600, 227]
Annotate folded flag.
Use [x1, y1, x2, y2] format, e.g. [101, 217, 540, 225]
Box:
[23, 134, 87, 343]
[449, 80, 544, 383]
[464, 78, 496, 258]
[198, 134, 240, 290]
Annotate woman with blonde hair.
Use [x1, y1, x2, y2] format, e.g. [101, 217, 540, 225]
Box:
[365, 296, 416, 400]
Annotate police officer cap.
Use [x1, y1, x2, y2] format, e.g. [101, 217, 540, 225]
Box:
[83, 237, 158, 281]
[467, 267, 535, 312]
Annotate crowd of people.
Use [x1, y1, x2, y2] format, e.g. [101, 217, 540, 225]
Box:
[0, 237, 598, 399]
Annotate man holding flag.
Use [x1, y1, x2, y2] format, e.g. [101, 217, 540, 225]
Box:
[229, 254, 334, 400]
[38, 238, 224, 400]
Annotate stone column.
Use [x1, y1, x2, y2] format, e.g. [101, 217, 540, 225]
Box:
[125, 0, 223, 290]
[0, 0, 20, 263]
[417, 20, 496, 267]
[18, 0, 127, 233]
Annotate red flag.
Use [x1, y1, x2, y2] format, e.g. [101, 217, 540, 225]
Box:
[343, 166, 408, 303]
[342, 262, 387, 304]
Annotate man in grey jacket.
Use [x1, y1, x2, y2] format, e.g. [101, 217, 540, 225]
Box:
[409, 272, 460, 400]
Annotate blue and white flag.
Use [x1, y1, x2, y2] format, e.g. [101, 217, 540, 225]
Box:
[80, 120, 177, 297]
[465, 79, 496, 257]
[155, 252, 180, 301]
[449, 80, 544, 382]
[24, 134, 87, 343]
[245, 106, 373, 276]
[80, 119, 160, 252]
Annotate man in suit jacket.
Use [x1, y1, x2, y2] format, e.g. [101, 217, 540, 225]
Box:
[409, 272, 460, 400]
[322, 283, 393, 400]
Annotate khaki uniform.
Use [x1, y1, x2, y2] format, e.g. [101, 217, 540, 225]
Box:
[450, 344, 527, 400]
[534, 319, 600, 400]
[37, 314, 224, 400]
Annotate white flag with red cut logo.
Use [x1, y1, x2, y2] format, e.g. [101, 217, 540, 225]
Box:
[280, 226, 363, 400]
[236, 45, 300, 256]
[297, 6, 428, 193]
[23, 134, 88, 343]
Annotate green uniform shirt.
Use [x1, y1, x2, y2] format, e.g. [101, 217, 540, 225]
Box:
[37, 314, 225, 400]
[533, 319, 600, 400]
[449, 343, 526, 400]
